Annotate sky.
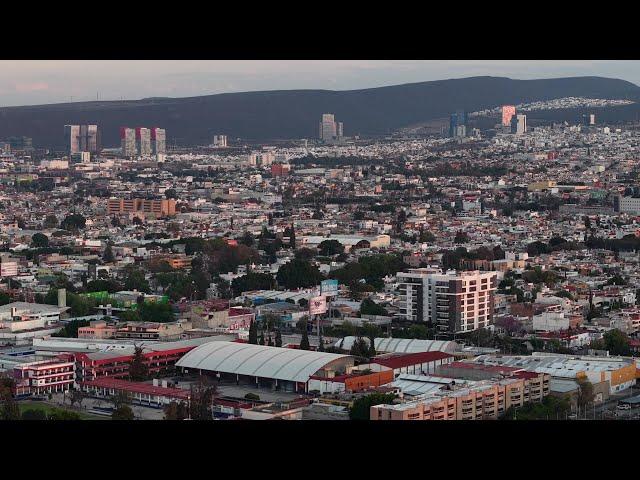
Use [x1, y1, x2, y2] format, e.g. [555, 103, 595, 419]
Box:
[0, 60, 639, 107]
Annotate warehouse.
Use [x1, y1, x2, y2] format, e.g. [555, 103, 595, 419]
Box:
[334, 337, 458, 354]
[176, 341, 354, 393]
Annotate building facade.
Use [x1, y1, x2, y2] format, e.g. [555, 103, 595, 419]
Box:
[151, 127, 166, 154]
[120, 127, 136, 156]
[397, 269, 497, 333]
[107, 198, 177, 218]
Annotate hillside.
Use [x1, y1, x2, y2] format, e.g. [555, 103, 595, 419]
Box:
[0, 76, 639, 148]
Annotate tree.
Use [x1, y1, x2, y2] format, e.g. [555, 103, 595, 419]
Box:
[350, 336, 371, 359]
[165, 188, 177, 199]
[103, 244, 115, 263]
[275, 329, 282, 347]
[0, 374, 20, 420]
[87, 278, 122, 293]
[231, 272, 275, 297]
[52, 319, 90, 338]
[0, 291, 12, 306]
[277, 259, 323, 290]
[60, 213, 86, 231]
[360, 298, 387, 316]
[602, 329, 631, 356]
[318, 239, 345, 256]
[69, 389, 85, 409]
[248, 319, 258, 345]
[454, 231, 470, 243]
[112, 405, 135, 420]
[164, 401, 189, 420]
[577, 378, 595, 410]
[43, 215, 58, 229]
[502, 395, 570, 420]
[239, 231, 255, 247]
[299, 320, 310, 350]
[21, 409, 48, 420]
[294, 248, 316, 261]
[349, 393, 397, 420]
[189, 376, 216, 421]
[31, 232, 49, 248]
[128, 345, 149, 382]
[123, 268, 151, 293]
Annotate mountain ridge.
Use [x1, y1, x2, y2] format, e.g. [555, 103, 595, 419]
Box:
[0, 76, 638, 148]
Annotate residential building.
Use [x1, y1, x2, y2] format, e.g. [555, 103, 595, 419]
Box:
[396, 269, 497, 333]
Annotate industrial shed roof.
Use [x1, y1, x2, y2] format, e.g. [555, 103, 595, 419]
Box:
[175, 341, 352, 383]
[335, 337, 458, 354]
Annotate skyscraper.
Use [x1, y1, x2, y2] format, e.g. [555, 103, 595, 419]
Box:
[212, 135, 227, 147]
[151, 127, 166, 154]
[501, 105, 516, 126]
[136, 127, 151, 156]
[396, 269, 497, 333]
[319, 113, 343, 142]
[65, 124, 99, 154]
[120, 127, 136, 156]
[449, 111, 467, 138]
[65, 125, 80, 154]
[511, 114, 527, 135]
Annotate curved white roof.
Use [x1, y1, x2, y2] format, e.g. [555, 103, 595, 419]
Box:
[335, 337, 458, 354]
[175, 341, 352, 383]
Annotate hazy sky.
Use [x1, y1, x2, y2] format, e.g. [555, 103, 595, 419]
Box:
[0, 60, 639, 107]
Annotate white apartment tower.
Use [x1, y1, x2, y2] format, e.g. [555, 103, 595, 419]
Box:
[396, 269, 497, 334]
[136, 127, 152, 156]
[319, 113, 343, 142]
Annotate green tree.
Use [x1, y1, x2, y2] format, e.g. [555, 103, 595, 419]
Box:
[22, 409, 48, 420]
[103, 244, 115, 263]
[454, 231, 470, 243]
[602, 329, 631, 356]
[277, 259, 323, 290]
[60, 213, 86, 231]
[189, 377, 216, 421]
[31, 232, 49, 248]
[0, 291, 12, 306]
[123, 268, 151, 293]
[299, 320, 310, 350]
[52, 319, 90, 338]
[318, 239, 345, 256]
[0, 374, 20, 420]
[112, 405, 135, 420]
[577, 378, 595, 410]
[163, 401, 189, 420]
[128, 345, 149, 382]
[350, 336, 371, 359]
[248, 320, 258, 345]
[231, 272, 275, 297]
[360, 298, 387, 316]
[349, 393, 397, 420]
[43, 214, 58, 229]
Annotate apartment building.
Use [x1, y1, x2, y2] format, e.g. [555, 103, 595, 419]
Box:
[107, 198, 177, 218]
[13, 356, 76, 396]
[370, 373, 548, 420]
[396, 269, 497, 333]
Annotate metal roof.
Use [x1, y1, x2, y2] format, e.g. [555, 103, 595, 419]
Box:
[176, 341, 352, 383]
[335, 337, 458, 354]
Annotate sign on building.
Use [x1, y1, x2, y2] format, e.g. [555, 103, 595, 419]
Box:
[321, 279, 339, 296]
[309, 296, 327, 315]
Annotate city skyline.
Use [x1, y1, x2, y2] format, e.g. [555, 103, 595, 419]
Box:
[2, 60, 640, 107]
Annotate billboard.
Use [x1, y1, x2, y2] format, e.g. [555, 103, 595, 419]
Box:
[309, 296, 327, 315]
[321, 279, 339, 296]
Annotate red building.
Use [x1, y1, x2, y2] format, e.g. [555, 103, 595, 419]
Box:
[13, 355, 75, 396]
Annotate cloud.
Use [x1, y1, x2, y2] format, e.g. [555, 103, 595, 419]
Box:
[15, 82, 49, 93]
